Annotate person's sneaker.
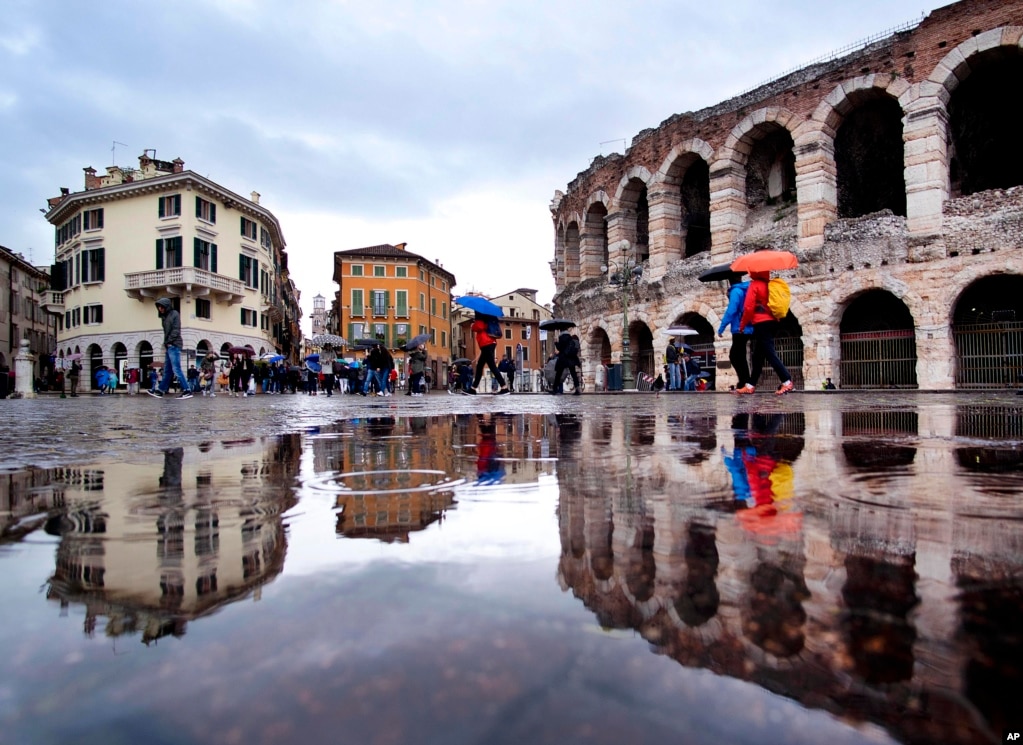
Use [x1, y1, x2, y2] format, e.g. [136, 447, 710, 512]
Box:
[463, 388, 477, 395]
[147, 389, 164, 398]
[178, 391, 193, 400]
[495, 388, 510, 395]
[775, 380, 795, 396]
[734, 384, 755, 395]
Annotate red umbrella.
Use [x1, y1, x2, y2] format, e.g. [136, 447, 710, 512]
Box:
[227, 346, 254, 356]
[730, 250, 798, 274]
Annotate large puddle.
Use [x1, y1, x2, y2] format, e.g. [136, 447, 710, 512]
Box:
[1, 399, 1021, 744]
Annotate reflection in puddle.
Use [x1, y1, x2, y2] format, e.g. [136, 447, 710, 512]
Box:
[1, 401, 1022, 744]
[43, 439, 300, 644]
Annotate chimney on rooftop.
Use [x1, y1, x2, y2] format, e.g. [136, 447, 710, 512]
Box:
[251, 191, 260, 204]
[83, 166, 100, 190]
[172, 158, 184, 173]
[395, 242, 407, 251]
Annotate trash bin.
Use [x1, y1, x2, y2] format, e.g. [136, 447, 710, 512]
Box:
[0, 372, 8, 398]
[607, 364, 622, 391]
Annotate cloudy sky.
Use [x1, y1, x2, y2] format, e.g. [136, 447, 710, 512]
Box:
[1, 0, 940, 332]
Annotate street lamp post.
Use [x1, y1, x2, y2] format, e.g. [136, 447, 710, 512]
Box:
[602, 246, 643, 390]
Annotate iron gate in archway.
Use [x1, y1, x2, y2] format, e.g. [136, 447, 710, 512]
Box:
[839, 329, 917, 388]
[953, 322, 1023, 389]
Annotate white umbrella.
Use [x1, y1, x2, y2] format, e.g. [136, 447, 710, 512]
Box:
[311, 333, 347, 348]
[663, 327, 699, 336]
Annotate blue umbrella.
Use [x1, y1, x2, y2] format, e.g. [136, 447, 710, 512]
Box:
[268, 354, 285, 363]
[306, 361, 322, 373]
[305, 354, 320, 363]
[454, 295, 504, 318]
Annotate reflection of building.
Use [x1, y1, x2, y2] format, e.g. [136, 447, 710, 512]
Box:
[556, 404, 1022, 745]
[0, 467, 64, 538]
[44, 436, 300, 644]
[331, 243, 456, 388]
[43, 152, 302, 389]
[551, 1, 1023, 391]
[306, 414, 558, 542]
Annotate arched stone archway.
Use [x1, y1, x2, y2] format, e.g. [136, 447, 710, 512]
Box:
[87, 344, 103, 390]
[112, 342, 128, 388]
[952, 274, 1023, 388]
[627, 320, 654, 385]
[839, 290, 918, 388]
[948, 45, 1023, 197]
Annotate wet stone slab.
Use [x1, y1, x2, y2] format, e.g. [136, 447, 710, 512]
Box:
[1, 392, 1021, 744]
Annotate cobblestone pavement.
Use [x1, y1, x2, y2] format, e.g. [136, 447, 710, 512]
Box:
[4, 389, 1021, 470]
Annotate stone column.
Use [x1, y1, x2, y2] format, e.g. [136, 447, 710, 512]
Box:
[708, 161, 746, 263]
[13, 339, 37, 399]
[794, 135, 837, 251]
[646, 184, 682, 281]
[903, 93, 948, 260]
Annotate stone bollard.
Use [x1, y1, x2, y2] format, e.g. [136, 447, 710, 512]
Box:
[13, 338, 37, 399]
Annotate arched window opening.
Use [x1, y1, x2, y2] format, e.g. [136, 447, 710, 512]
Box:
[948, 49, 1023, 197]
[564, 222, 581, 284]
[621, 178, 650, 264]
[682, 159, 711, 258]
[584, 202, 609, 273]
[835, 96, 906, 218]
[746, 124, 796, 209]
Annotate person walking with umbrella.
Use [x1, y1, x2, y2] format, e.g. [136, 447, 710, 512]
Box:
[717, 273, 753, 393]
[147, 297, 192, 399]
[739, 271, 794, 395]
[551, 330, 582, 395]
[466, 313, 509, 395]
[406, 344, 428, 396]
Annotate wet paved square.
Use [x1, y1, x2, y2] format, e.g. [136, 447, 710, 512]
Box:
[1, 391, 1020, 744]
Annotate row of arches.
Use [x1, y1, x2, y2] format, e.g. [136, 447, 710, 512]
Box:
[53, 340, 267, 390]
[554, 29, 1023, 285]
[585, 274, 1023, 389]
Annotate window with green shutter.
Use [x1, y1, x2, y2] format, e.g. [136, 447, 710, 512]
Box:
[351, 289, 364, 316]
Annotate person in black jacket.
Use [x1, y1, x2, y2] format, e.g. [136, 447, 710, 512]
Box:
[551, 332, 582, 395]
[147, 297, 192, 399]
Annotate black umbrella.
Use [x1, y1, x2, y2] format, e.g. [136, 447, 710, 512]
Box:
[453, 358, 471, 365]
[354, 338, 382, 347]
[539, 318, 577, 331]
[404, 333, 431, 351]
[698, 264, 745, 283]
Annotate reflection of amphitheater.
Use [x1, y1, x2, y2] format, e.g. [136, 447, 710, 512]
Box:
[44, 436, 300, 644]
[556, 405, 1022, 745]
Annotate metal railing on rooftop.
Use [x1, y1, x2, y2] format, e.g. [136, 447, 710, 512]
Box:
[736, 15, 924, 97]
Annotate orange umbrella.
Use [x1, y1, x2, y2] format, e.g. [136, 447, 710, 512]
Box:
[730, 250, 798, 274]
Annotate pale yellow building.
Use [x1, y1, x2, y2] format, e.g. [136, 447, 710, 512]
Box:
[43, 152, 301, 387]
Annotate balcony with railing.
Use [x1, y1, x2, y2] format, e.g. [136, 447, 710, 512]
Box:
[42, 290, 65, 314]
[124, 267, 247, 305]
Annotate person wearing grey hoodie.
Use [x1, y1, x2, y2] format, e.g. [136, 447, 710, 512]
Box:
[147, 297, 192, 399]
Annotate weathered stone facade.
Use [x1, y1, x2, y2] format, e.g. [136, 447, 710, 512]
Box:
[551, 0, 1023, 390]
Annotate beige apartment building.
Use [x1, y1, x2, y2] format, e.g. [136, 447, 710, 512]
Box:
[43, 152, 301, 388]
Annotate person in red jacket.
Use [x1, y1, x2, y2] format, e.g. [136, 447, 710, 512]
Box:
[466, 314, 509, 395]
[738, 271, 793, 395]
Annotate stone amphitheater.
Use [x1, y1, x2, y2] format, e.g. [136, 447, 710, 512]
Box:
[550, 0, 1023, 391]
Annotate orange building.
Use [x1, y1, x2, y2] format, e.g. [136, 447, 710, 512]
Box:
[331, 243, 456, 388]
